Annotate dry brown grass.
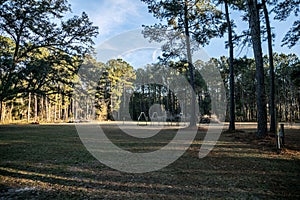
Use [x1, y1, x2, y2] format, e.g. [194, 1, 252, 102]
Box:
[0, 123, 299, 199]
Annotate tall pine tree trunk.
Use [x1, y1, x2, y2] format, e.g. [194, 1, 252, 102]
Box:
[2, 102, 6, 122]
[247, 0, 267, 138]
[225, 0, 235, 131]
[9, 102, 13, 122]
[0, 100, 3, 123]
[72, 97, 75, 121]
[45, 96, 49, 122]
[184, 2, 197, 127]
[40, 95, 44, 120]
[54, 93, 58, 122]
[27, 92, 31, 122]
[58, 94, 61, 120]
[262, 0, 276, 133]
[34, 94, 38, 122]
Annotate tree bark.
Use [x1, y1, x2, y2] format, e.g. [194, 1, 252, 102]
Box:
[184, 2, 197, 127]
[45, 96, 49, 121]
[40, 95, 44, 120]
[247, 0, 268, 137]
[34, 93, 38, 122]
[0, 100, 3, 122]
[58, 94, 61, 120]
[225, 0, 235, 131]
[54, 93, 58, 122]
[27, 92, 31, 122]
[72, 97, 75, 121]
[2, 102, 6, 122]
[262, 0, 276, 133]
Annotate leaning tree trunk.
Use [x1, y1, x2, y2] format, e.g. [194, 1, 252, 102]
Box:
[225, 0, 235, 131]
[247, 0, 268, 138]
[262, 0, 276, 133]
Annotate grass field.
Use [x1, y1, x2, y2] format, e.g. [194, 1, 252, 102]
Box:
[0, 123, 299, 199]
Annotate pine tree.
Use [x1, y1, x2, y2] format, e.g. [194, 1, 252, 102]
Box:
[142, 0, 226, 126]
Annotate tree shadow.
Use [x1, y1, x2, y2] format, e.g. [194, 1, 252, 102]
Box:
[0, 124, 299, 199]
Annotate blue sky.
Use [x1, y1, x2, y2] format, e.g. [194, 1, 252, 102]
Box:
[69, 0, 299, 66]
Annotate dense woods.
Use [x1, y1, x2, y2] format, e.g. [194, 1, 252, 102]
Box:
[0, 54, 299, 124]
[0, 0, 299, 136]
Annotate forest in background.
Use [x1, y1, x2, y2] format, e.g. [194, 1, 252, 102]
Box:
[0, 54, 299, 124]
[0, 0, 299, 137]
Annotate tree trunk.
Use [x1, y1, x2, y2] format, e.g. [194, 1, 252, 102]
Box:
[9, 102, 13, 122]
[40, 95, 44, 120]
[54, 93, 58, 122]
[34, 93, 38, 122]
[184, 2, 197, 127]
[75, 99, 78, 120]
[27, 92, 31, 123]
[58, 94, 61, 120]
[247, 0, 267, 137]
[45, 96, 49, 122]
[72, 97, 75, 121]
[86, 98, 89, 120]
[0, 100, 3, 123]
[279, 102, 282, 121]
[262, 0, 276, 133]
[285, 82, 288, 121]
[225, 0, 235, 131]
[2, 102, 6, 122]
[62, 92, 65, 120]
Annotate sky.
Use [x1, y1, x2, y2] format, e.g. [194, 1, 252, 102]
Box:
[68, 0, 299, 67]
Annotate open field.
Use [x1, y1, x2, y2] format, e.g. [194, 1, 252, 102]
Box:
[0, 123, 299, 199]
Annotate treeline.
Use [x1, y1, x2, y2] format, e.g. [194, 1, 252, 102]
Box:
[1, 0, 300, 138]
[0, 54, 299, 123]
[216, 54, 300, 122]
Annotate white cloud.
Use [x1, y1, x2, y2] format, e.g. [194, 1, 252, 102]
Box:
[96, 1, 141, 34]
[96, 29, 162, 64]
[71, 0, 146, 36]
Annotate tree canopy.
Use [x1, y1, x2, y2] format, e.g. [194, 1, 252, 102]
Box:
[0, 0, 98, 103]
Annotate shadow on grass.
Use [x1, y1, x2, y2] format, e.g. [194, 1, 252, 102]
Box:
[0, 124, 299, 199]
